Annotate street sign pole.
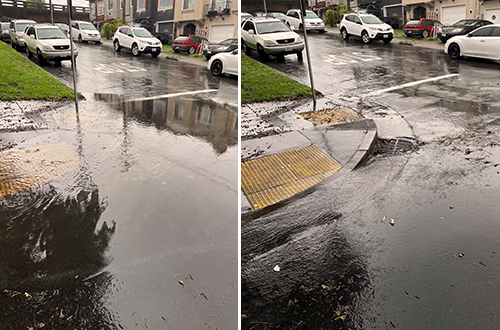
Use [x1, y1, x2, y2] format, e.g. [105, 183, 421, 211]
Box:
[67, 0, 79, 112]
[299, 0, 316, 111]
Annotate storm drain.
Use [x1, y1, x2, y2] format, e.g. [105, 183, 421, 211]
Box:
[241, 145, 342, 211]
[375, 138, 417, 155]
[0, 143, 82, 197]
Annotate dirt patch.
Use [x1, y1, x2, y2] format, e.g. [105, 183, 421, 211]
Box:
[299, 107, 363, 126]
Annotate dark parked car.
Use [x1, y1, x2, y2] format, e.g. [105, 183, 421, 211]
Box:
[172, 35, 208, 54]
[202, 38, 237, 60]
[1, 22, 10, 42]
[404, 18, 442, 38]
[266, 12, 287, 23]
[437, 19, 493, 43]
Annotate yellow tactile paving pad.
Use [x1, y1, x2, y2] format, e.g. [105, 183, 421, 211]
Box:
[241, 145, 342, 211]
[0, 143, 82, 197]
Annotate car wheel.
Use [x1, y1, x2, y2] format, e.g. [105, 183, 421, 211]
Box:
[205, 55, 211, 60]
[12, 41, 17, 50]
[257, 44, 268, 60]
[95, 41, 101, 44]
[151, 51, 160, 58]
[188, 46, 195, 55]
[440, 38, 447, 43]
[114, 40, 121, 52]
[37, 49, 46, 65]
[26, 47, 32, 59]
[297, 51, 303, 61]
[361, 31, 372, 44]
[299, 24, 304, 33]
[448, 43, 460, 59]
[242, 40, 252, 55]
[422, 29, 429, 38]
[277, 54, 285, 62]
[383, 38, 392, 44]
[341, 28, 349, 40]
[78, 34, 83, 43]
[131, 43, 140, 56]
[211, 59, 223, 76]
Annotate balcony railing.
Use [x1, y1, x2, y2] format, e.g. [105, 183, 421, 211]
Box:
[203, 0, 230, 17]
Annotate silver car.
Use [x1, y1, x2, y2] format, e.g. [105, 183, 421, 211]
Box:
[9, 19, 36, 50]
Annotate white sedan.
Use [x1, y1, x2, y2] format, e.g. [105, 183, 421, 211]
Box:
[207, 49, 238, 76]
[445, 24, 500, 61]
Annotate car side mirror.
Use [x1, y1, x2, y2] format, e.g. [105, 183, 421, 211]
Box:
[30, 35, 35, 39]
[249, 30, 255, 35]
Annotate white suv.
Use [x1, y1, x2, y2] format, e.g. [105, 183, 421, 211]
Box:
[24, 24, 78, 66]
[241, 17, 304, 61]
[339, 13, 393, 44]
[285, 9, 325, 33]
[113, 26, 162, 57]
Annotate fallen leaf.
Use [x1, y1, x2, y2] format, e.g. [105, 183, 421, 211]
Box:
[458, 253, 464, 258]
[334, 315, 345, 321]
[382, 215, 386, 222]
[274, 265, 280, 272]
[178, 280, 184, 287]
[24, 292, 31, 298]
[450, 206, 454, 209]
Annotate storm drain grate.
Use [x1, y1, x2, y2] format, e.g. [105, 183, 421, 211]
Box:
[0, 143, 82, 197]
[241, 145, 342, 211]
[375, 138, 417, 155]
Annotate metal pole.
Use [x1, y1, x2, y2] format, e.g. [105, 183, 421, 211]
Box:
[122, 0, 125, 23]
[263, 0, 267, 14]
[299, 0, 316, 111]
[68, 0, 79, 112]
[49, 0, 54, 24]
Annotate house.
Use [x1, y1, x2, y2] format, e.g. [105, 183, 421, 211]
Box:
[174, 0, 238, 43]
[88, 0, 133, 31]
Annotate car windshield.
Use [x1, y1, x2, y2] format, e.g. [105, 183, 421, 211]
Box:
[305, 11, 319, 19]
[361, 16, 383, 24]
[406, 20, 420, 25]
[453, 20, 474, 26]
[38, 27, 67, 39]
[220, 38, 237, 45]
[134, 29, 152, 37]
[1, 23, 9, 29]
[256, 21, 289, 34]
[79, 23, 97, 31]
[16, 23, 31, 32]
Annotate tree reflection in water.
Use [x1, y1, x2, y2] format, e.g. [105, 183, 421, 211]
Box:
[0, 171, 117, 329]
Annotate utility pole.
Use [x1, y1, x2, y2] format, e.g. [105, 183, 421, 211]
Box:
[67, 0, 79, 112]
[299, 0, 316, 110]
[49, 0, 54, 24]
[122, 0, 126, 23]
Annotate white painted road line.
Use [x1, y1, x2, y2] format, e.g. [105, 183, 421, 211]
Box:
[125, 89, 218, 102]
[362, 74, 460, 98]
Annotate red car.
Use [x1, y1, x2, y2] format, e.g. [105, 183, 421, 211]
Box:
[172, 35, 208, 54]
[404, 18, 442, 38]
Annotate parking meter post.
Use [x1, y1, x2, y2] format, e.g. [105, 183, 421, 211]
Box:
[299, 0, 316, 110]
[67, 0, 78, 112]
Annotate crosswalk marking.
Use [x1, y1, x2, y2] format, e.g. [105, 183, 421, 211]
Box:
[324, 53, 383, 65]
[94, 63, 147, 73]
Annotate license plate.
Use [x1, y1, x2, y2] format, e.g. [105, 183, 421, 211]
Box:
[285, 47, 292, 52]
[442, 34, 446, 37]
[383, 34, 388, 38]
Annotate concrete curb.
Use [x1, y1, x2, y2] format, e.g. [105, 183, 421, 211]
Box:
[241, 118, 378, 223]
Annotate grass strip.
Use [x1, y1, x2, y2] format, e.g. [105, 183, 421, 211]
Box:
[0, 41, 76, 101]
[241, 55, 314, 103]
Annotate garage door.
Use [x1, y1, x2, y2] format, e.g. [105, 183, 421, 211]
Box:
[208, 24, 235, 43]
[441, 5, 466, 25]
[485, 8, 500, 24]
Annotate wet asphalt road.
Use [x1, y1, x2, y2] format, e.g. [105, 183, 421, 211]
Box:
[242, 34, 500, 329]
[1, 43, 238, 329]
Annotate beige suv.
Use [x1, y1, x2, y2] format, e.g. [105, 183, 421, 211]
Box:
[241, 17, 304, 61]
[9, 19, 36, 50]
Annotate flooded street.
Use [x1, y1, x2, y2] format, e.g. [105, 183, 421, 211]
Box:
[1, 43, 238, 329]
[242, 33, 500, 329]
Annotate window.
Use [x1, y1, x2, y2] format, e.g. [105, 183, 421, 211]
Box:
[108, 0, 113, 11]
[174, 103, 184, 120]
[197, 105, 213, 126]
[243, 21, 254, 32]
[354, 16, 361, 24]
[137, 0, 145, 10]
[491, 27, 500, 36]
[183, 0, 194, 10]
[471, 26, 493, 37]
[158, 0, 173, 8]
